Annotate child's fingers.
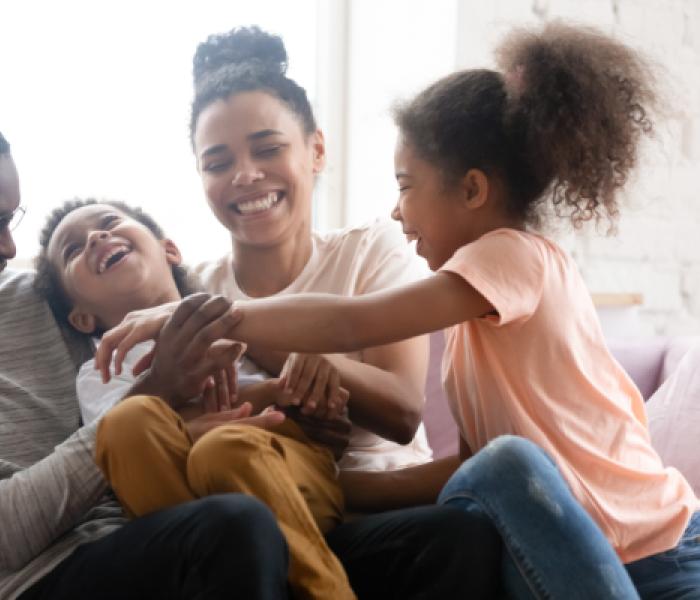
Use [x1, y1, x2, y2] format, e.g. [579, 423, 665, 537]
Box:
[202, 376, 217, 414]
[237, 410, 286, 430]
[230, 401, 253, 419]
[225, 362, 238, 404]
[328, 386, 350, 420]
[304, 361, 331, 417]
[216, 369, 230, 412]
[325, 372, 343, 419]
[279, 357, 290, 388]
[97, 353, 112, 385]
[294, 358, 318, 408]
[284, 354, 304, 391]
[114, 331, 150, 377]
[95, 328, 126, 380]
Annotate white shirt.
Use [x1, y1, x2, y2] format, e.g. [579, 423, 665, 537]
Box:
[77, 340, 267, 425]
[195, 219, 433, 471]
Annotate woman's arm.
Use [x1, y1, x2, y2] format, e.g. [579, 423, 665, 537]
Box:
[339, 454, 462, 512]
[340, 432, 473, 511]
[233, 272, 494, 354]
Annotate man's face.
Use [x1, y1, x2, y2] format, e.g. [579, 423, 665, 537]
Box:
[0, 155, 21, 273]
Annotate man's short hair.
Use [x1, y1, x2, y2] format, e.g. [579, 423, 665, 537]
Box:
[0, 132, 10, 155]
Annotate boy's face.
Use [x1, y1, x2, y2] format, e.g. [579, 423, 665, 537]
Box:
[47, 204, 182, 333]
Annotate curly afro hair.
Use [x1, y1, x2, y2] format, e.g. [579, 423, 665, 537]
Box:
[394, 22, 659, 230]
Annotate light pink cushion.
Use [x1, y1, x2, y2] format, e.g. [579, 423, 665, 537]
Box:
[605, 338, 668, 400]
[646, 341, 700, 497]
[660, 337, 698, 384]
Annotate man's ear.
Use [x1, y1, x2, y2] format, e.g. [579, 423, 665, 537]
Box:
[68, 307, 97, 335]
[162, 239, 182, 266]
[461, 169, 489, 210]
[310, 129, 326, 174]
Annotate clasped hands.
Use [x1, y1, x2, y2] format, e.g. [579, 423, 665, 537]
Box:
[100, 293, 351, 454]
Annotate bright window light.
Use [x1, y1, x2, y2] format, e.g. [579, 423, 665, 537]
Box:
[1, 0, 319, 266]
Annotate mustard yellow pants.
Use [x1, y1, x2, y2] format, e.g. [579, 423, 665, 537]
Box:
[95, 395, 355, 600]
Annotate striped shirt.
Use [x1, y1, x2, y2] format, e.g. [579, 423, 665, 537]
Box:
[0, 269, 125, 599]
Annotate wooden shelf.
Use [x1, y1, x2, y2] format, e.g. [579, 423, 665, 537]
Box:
[591, 293, 643, 307]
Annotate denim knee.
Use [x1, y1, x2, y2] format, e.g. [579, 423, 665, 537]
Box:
[438, 435, 557, 504]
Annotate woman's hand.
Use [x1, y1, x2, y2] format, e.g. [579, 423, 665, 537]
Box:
[186, 401, 286, 442]
[278, 353, 349, 420]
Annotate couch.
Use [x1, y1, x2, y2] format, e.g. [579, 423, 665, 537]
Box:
[422, 331, 699, 460]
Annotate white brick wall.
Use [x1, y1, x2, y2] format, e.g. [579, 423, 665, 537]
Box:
[344, 1, 699, 337]
[458, 0, 700, 336]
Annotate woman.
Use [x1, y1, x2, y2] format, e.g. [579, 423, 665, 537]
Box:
[189, 26, 432, 473]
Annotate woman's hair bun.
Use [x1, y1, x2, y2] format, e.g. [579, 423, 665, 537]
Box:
[193, 26, 288, 84]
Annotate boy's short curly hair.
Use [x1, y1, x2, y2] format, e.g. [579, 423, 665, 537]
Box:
[34, 198, 197, 331]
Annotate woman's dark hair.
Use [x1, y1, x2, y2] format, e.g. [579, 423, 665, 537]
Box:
[34, 198, 196, 333]
[394, 22, 659, 228]
[0, 131, 10, 155]
[190, 26, 316, 145]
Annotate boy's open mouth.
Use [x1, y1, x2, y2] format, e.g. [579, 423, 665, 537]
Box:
[230, 191, 283, 216]
[98, 244, 131, 274]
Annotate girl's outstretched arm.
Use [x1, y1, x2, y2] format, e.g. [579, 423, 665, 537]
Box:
[232, 271, 495, 353]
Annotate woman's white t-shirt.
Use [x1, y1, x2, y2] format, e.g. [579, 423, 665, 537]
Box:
[195, 219, 433, 472]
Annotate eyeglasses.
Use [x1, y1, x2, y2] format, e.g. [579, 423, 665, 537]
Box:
[0, 205, 25, 232]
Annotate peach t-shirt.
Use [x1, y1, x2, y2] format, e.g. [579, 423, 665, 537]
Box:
[440, 228, 698, 563]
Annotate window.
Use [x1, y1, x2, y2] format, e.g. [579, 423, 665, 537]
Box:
[1, 0, 319, 266]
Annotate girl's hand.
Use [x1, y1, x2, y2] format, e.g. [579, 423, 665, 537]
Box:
[279, 353, 349, 420]
[95, 293, 244, 384]
[95, 301, 179, 383]
[186, 402, 286, 442]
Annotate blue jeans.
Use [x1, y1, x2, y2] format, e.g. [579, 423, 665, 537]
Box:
[438, 435, 639, 599]
[625, 511, 700, 599]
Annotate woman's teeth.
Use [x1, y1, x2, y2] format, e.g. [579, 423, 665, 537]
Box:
[234, 192, 281, 215]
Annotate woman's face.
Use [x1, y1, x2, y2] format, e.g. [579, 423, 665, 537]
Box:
[193, 91, 324, 249]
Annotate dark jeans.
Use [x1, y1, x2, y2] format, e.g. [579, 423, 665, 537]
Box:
[20, 494, 289, 600]
[24, 498, 496, 599]
[327, 504, 501, 599]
